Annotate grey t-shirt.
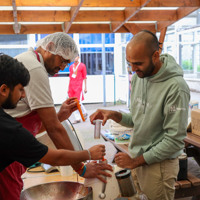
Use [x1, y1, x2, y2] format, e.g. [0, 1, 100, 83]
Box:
[5, 47, 54, 118]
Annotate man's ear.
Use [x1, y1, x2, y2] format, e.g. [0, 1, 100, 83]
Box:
[46, 42, 55, 52]
[0, 84, 9, 97]
[152, 50, 160, 63]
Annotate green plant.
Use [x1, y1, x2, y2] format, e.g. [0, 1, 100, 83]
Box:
[181, 60, 193, 71]
[197, 64, 200, 72]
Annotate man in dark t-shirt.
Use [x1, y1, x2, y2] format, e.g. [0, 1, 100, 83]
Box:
[0, 54, 107, 199]
[0, 107, 48, 171]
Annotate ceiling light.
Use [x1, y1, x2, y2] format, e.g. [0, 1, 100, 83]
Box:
[141, 7, 178, 10]
[72, 21, 110, 24]
[80, 7, 125, 11]
[127, 21, 156, 24]
[0, 6, 70, 11]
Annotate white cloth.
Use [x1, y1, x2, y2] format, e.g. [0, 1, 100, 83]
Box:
[5, 47, 54, 118]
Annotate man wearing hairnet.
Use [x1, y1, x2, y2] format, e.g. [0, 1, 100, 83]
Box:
[0, 32, 112, 200]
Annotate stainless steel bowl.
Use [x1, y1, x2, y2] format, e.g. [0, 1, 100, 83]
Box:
[20, 181, 93, 200]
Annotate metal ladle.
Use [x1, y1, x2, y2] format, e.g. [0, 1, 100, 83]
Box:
[99, 176, 107, 199]
[99, 159, 107, 199]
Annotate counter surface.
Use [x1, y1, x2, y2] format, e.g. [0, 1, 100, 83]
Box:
[22, 166, 84, 190]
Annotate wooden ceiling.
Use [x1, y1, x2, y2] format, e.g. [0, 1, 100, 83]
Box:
[0, 0, 199, 35]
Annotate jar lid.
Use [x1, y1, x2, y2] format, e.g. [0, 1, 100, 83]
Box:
[115, 169, 131, 179]
[178, 153, 187, 160]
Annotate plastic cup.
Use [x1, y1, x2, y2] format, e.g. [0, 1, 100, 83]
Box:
[93, 120, 103, 139]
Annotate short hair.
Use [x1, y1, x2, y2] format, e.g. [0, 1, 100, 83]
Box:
[130, 30, 162, 55]
[0, 54, 30, 89]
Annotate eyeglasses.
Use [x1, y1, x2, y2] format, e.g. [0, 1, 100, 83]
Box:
[60, 57, 70, 67]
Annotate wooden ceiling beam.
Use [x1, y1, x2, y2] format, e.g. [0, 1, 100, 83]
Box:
[0, 25, 15, 34]
[124, 23, 156, 35]
[1, 0, 197, 7]
[0, 0, 12, 6]
[64, 0, 85, 33]
[157, 7, 199, 31]
[83, 0, 200, 7]
[20, 24, 63, 34]
[124, 23, 141, 35]
[0, 10, 178, 22]
[145, 0, 200, 7]
[75, 11, 124, 22]
[159, 27, 167, 54]
[0, 24, 129, 34]
[68, 24, 128, 33]
[129, 10, 177, 21]
[17, 11, 70, 22]
[111, 0, 152, 33]
[0, 11, 14, 22]
[15, 0, 78, 7]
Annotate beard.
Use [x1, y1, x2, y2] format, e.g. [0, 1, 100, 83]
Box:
[138, 58, 156, 78]
[2, 92, 17, 109]
[145, 58, 156, 77]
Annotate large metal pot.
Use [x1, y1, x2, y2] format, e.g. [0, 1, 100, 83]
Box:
[20, 181, 92, 200]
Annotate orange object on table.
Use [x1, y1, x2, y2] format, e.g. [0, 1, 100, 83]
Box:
[74, 98, 85, 122]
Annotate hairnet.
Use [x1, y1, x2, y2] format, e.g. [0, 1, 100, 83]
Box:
[36, 32, 79, 62]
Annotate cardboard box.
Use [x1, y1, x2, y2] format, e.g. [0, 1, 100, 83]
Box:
[189, 100, 199, 118]
[191, 109, 200, 136]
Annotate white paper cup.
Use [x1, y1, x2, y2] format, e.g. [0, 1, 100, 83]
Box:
[59, 166, 74, 176]
[93, 120, 103, 139]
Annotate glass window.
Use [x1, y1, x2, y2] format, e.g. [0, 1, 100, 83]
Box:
[180, 32, 194, 42]
[80, 47, 114, 75]
[180, 44, 193, 72]
[165, 33, 175, 42]
[122, 46, 127, 74]
[197, 31, 200, 42]
[166, 46, 173, 55]
[0, 35, 27, 45]
[79, 34, 102, 44]
[121, 33, 133, 43]
[40, 34, 49, 39]
[105, 33, 115, 44]
[0, 48, 28, 57]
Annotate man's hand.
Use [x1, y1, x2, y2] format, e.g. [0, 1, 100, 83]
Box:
[89, 145, 106, 160]
[84, 161, 113, 183]
[90, 109, 112, 126]
[90, 109, 122, 126]
[115, 152, 146, 169]
[57, 97, 78, 122]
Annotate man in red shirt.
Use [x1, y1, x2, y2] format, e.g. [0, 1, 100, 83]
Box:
[68, 55, 88, 123]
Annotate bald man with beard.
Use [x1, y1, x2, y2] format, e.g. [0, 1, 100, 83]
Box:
[90, 30, 190, 200]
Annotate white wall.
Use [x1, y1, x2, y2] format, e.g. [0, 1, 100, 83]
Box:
[49, 75, 128, 104]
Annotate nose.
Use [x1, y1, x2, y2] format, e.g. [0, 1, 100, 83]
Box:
[21, 90, 26, 98]
[131, 65, 137, 72]
[60, 65, 65, 71]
